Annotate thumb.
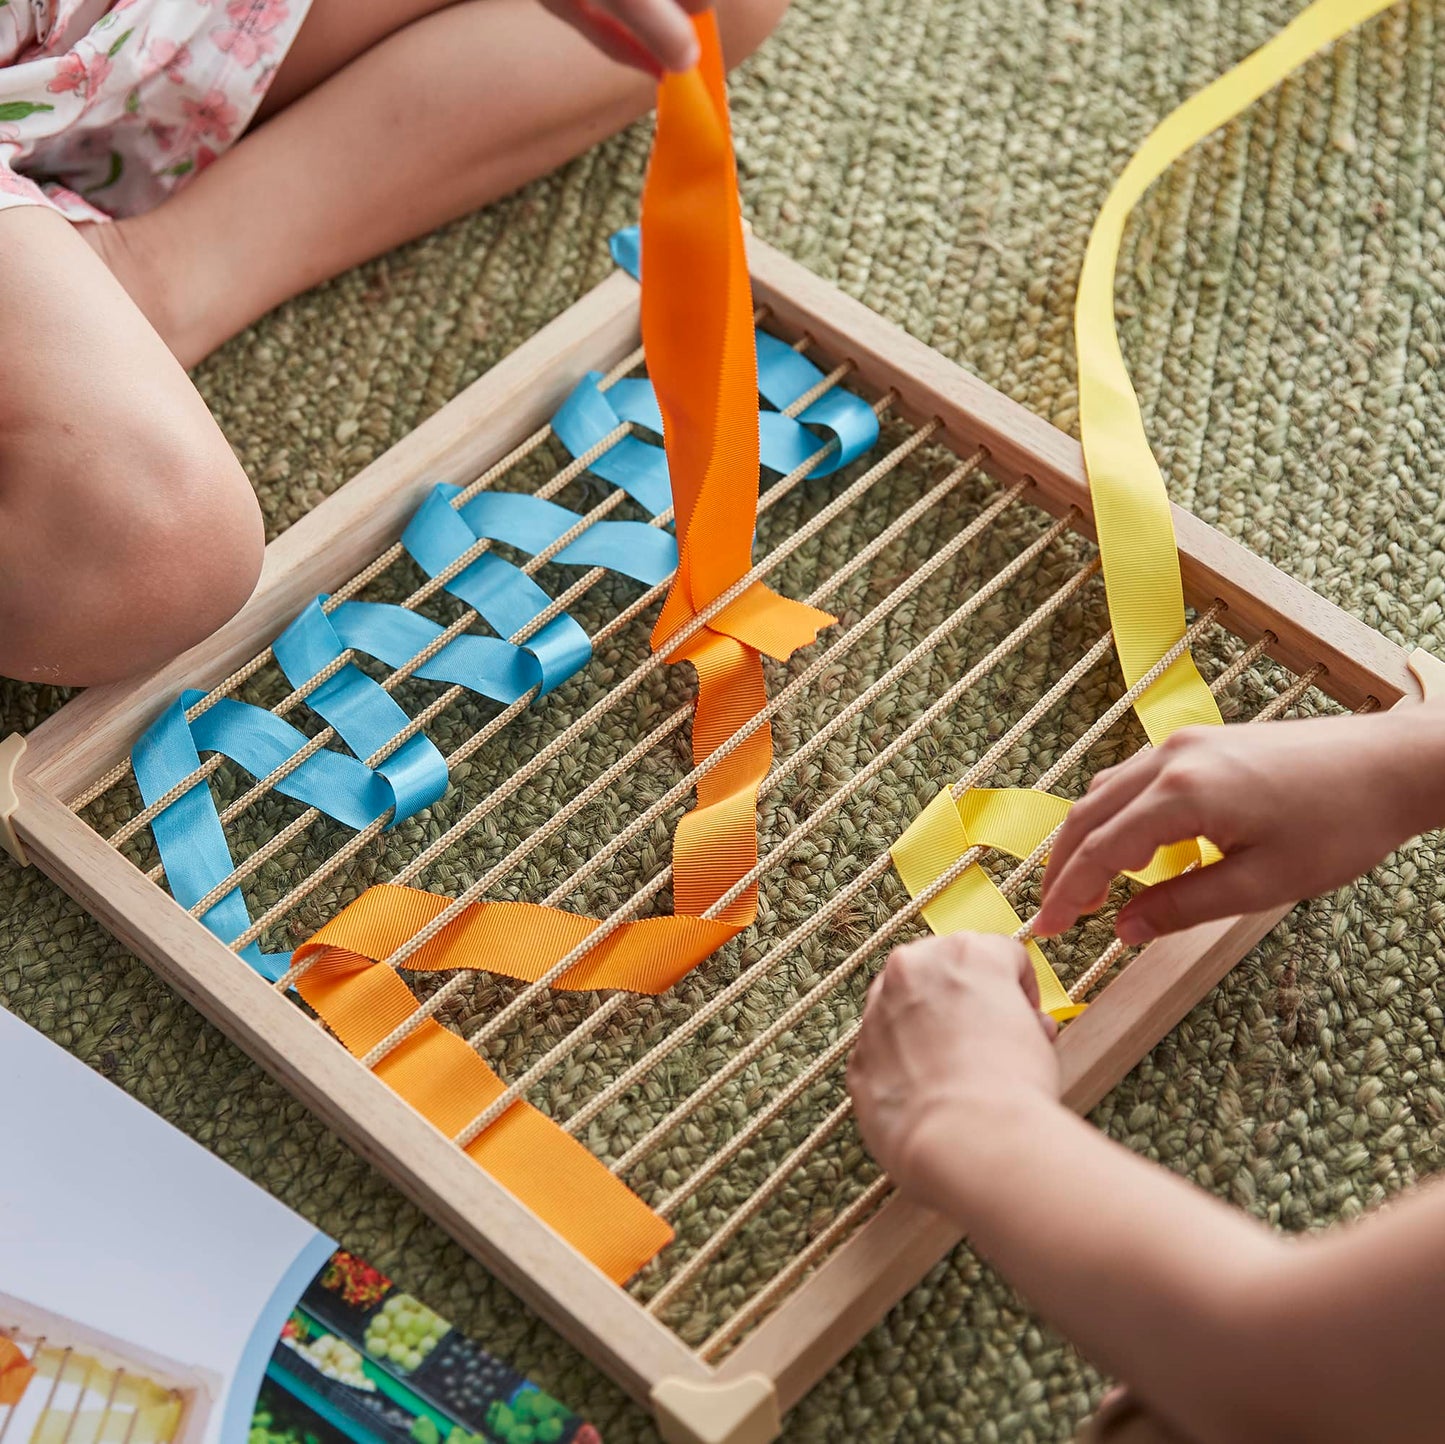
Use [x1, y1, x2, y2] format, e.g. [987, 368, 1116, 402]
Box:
[1115, 853, 1266, 943]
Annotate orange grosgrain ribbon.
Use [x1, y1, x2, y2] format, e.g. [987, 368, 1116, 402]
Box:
[291, 13, 831, 1283]
[0, 1339, 34, 1407]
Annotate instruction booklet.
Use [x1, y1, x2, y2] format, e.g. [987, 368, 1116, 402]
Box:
[0, 1006, 599, 1444]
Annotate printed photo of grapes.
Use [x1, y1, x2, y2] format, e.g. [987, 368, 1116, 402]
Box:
[363, 1297, 448, 1375]
[260, 1251, 599, 1444]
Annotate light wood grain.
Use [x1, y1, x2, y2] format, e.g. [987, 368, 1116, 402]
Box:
[10, 776, 708, 1406]
[24, 270, 644, 796]
[746, 238, 1419, 713]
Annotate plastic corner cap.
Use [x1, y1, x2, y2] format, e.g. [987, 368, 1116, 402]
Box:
[651, 1373, 781, 1444]
[0, 733, 30, 867]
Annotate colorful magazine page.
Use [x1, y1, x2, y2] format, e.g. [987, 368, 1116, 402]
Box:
[266, 1254, 599, 1444]
[0, 1007, 598, 1444]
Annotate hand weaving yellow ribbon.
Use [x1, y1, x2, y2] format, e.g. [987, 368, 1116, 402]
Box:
[293, 13, 831, 1282]
[893, 789, 1199, 1021]
[894, 0, 1399, 1013]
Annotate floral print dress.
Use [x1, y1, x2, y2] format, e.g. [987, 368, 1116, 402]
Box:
[0, 0, 311, 222]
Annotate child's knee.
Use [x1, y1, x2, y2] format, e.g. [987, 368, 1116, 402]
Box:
[718, 0, 791, 67]
[0, 411, 264, 686]
[126, 416, 266, 641]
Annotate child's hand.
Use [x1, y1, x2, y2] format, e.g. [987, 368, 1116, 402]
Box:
[540, 0, 708, 74]
[1034, 707, 1444, 945]
[848, 934, 1059, 1210]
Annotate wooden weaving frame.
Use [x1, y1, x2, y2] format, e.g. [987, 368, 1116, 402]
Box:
[4, 239, 1441, 1444]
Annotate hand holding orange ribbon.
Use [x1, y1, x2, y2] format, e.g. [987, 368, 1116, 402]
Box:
[293, 13, 832, 1283]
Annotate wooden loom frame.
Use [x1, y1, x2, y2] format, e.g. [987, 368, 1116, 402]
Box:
[3, 239, 1442, 1444]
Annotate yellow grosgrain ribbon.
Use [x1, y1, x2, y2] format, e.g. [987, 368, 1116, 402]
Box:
[892, 788, 1199, 1022]
[893, 0, 1399, 997]
[1077, 0, 1397, 744]
[892, 789, 1084, 1021]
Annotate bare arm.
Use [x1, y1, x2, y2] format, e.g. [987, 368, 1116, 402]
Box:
[921, 1064, 1445, 1444]
[851, 702, 1445, 1440]
[850, 937, 1445, 1444]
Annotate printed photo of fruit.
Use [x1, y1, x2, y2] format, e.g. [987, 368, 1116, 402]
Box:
[362, 1296, 448, 1375]
[265, 1253, 598, 1444]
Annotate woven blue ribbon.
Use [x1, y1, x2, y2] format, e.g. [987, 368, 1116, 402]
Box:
[551, 226, 879, 508]
[132, 226, 879, 976]
[132, 484, 678, 976]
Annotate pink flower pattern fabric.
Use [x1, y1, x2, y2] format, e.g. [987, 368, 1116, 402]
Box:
[0, 0, 311, 222]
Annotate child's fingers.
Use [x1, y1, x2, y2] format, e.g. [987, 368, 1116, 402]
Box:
[1035, 788, 1207, 936]
[1038, 753, 1165, 911]
[543, 1, 663, 72]
[1013, 940, 1042, 1010]
[1113, 852, 1264, 943]
[602, 0, 701, 69]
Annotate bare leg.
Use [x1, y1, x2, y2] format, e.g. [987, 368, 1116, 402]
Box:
[86, 0, 788, 365]
[0, 208, 263, 685]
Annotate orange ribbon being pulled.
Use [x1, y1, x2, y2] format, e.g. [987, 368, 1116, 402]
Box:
[293, 13, 832, 1284]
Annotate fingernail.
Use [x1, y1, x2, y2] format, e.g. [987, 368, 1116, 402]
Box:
[1116, 915, 1155, 946]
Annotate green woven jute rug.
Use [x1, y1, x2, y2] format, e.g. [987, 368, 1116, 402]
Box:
[5, 0, 1445, 1438]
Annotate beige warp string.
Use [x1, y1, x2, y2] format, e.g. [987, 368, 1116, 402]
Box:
[119, 348, 846, 871]
[444, 526, 1096, 1148]
[344, 458, 1016, 1068]
[73, 337, 655, 816]
[605, 610, 1244, 1184]
[268, 411, 932, 982]
[565, 623, 1124, 1142]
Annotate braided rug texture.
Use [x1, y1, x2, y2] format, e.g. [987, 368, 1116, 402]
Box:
[4, 0, 1445, 1439]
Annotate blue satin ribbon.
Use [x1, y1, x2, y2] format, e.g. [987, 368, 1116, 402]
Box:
[132, 484, 680, 975]
[129, 228, 877, 980]
[400, 484, 676, 694]
[274, 600, 452, 825]
[567, 226, 880, 487]
[132, 689, 396, 982]
[552, 378, 674, 515]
